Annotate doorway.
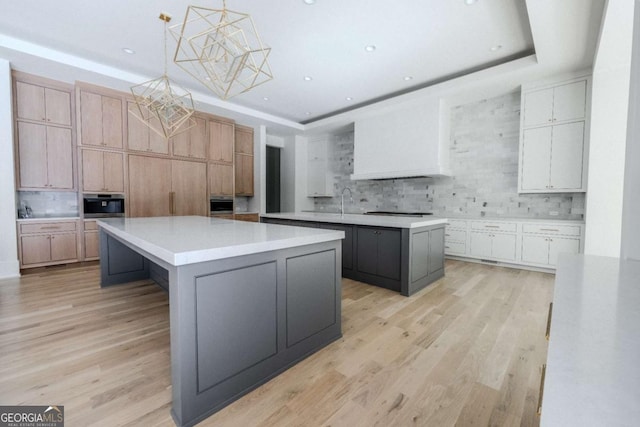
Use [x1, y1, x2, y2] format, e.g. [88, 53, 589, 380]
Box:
[266, 146, 281, 213]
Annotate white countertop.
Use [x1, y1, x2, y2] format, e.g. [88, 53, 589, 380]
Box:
[261, 212, 448, 229]
[445, 215, 585, 225]
[542, 254, 640, 426]
[97, 216, 344, 266]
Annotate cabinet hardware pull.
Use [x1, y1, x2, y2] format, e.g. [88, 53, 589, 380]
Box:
[537, 364, 547, 415]
[41, 226, 61, 230]
[484, 225, 500, 228]
[445, 233, 451, 236]
[169, 192, 176, 215]
[540, 228, 559, 232]
[545, 302, 553, 340]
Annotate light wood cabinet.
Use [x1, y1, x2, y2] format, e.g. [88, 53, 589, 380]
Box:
[234, 125, 254, 155]
[83, 220, 99, 260]
[81, 149, 124, 192]
[15, 81, 72, 126]
[128, 155, 207, 217]
[234, 153, 254, 196]
[209, 162, 234, 196]
[80, 91, 124, 149]
[127, 101, 169, 154]
[16, 122, 74, 190]
[234, 213, 259, 222]
[209, 120, 234, 163]
[18, 220, 79, 268]
[171, 116, 207, 159]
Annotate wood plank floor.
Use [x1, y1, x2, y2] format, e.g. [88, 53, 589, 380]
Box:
[0, 260, 553, 426]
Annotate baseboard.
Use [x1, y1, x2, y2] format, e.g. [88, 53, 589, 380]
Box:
[0, 259, 21, 279]
[445, 255, 555, 274]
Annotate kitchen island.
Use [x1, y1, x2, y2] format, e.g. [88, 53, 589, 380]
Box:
[261, 212, 448, 296]
[97, 216, 344, 427]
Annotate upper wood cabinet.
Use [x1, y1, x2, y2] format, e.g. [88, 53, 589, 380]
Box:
[208, 120, 234, 163]
[234, 153, 254, 196]
[81, 148, 124, 193]
[15, 81, 72, 127]
[209, 162, 234, 196]
[127, 101, 169, 155]
[79, 90, 124, 149]
[234, 125, 254, 155]
[16, 122, 74, 190]
[171, 116, 207, 159]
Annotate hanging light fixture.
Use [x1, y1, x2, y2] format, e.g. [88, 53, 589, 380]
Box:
[130, 12, 196, 139]
[169, 0, 273, 100]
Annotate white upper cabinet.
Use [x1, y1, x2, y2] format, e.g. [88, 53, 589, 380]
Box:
[519, 75, 589, 193]
[307, 137, 333, 197]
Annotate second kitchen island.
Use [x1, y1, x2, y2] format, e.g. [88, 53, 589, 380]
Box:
[97, 216, 343, 427]
[261, 212, 448, 296]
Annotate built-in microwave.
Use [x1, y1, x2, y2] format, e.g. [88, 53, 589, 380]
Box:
[210, 196, 233, 214]
[83, 194, 125, 218]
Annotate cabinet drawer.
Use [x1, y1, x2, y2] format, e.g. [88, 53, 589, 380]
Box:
[20, 221, 77, 234]
[471, 221, 517, 233]
[445, 229, 466, 242]
[445, 241, 466, 255]
[84, 220, 98, 231]
[447, 220, 467, 229]
[522, 223, 581, 236]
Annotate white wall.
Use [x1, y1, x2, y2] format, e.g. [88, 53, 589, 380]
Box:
[281, 136, 296, 212]
[0, 59, 19, 279]
[621, 1, 640, 261]
[294, 135, 314, 213]
[584, 0, 634, 257]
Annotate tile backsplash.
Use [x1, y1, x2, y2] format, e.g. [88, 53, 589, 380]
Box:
[314, 91, 585, 220]
[16, 191, 79, 218]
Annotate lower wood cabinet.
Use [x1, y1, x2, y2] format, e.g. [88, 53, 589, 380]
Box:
[234, 213, 259, 222]
[18, 220, 79, 268]
[83, 220, 99, 260]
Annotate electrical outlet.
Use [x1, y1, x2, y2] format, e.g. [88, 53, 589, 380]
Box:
[549, 211, 559, 216]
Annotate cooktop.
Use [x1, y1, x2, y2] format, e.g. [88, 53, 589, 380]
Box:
[363, 211, 434, 217]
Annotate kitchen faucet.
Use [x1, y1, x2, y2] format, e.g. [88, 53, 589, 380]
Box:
[340, 187, 353, 216]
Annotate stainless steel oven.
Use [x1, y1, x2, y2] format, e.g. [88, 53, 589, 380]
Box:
[83, 194, 125, 218]
[210, 196, 233, 214]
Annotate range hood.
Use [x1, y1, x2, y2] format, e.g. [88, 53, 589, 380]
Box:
[350, 98, 451, 180]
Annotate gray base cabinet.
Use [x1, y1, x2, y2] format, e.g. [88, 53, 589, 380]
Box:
[262, 218, 445, 296]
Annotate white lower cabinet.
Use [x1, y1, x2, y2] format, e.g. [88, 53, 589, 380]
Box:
[446, 218, 584, 270]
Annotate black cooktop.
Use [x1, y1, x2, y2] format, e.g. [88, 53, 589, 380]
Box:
[364, 211, 433, 217]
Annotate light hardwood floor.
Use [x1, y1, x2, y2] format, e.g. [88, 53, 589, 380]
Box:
[0, 260, 553, 426]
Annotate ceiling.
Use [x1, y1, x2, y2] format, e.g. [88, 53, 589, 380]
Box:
[0, 0, 604, 128]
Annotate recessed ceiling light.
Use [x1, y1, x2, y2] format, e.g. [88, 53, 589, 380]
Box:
[346, 97, 353, 101]
[464, 0, 478, 4]
[303, 0, 316, 4]
[365, 45, 376, 52]
[305, 112, 312, 115]
[122, 48, 135, 54]
[263, 97, 269, 101]
[490, 44, 503, 51]
[303, 76, 313, 81]
[403, 76, 414, 81]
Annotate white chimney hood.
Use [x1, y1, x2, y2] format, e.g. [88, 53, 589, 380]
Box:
[350, 98, 451, 180]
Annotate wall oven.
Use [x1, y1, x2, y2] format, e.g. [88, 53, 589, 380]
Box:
[83, 194, 125, 218]
[210, 196, 233, 214]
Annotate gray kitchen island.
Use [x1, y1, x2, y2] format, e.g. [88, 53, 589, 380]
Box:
[97, 216, 344, 427]
[261, 212, 448, 296]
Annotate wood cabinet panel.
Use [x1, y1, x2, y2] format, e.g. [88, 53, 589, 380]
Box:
[17, 122, 48, 188]
[84, 231, 99, 259]
[235, 126, 253, 155]
[15, 81, 45, 122]
[234, 213, 259, 223]
[172, 160, 208, 216]
[102, 96, 123, 148]
[20, 221, 77, 234]
[82, 149, 124, 192]
[235, 154, 254, 196]
[81, 92, 123, 148]
[20, 235, 51, 265]
[103, 151, 124, 192]
[127, 103, 168, 154]
[50, 233, 78, 261]
[209, 163, 234, 196]
[44, 87, 72, 126]
[172, 116, 207, 159]
[46, 126, 73, 189]
[209, 120, 234, 163]
[128, 155, 172, 217]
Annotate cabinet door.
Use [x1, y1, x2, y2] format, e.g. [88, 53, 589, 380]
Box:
[319, 223, 354, 271]
[128, 155, 172, 217]
[80, 91, 104, 146]
[44, 88, 72, 126]
[552, 80, 586, 123]
[172, 160, 208, 216]
[102, 96, 123, 149]
[17, 122, 48, 188]
[50, 233, 78, 261]
[127, 103, 150, 152]
[307, 159, 328, 196]
[492, 233, 517, 261]
[103, 151, 124, 192]
[82, 149, 105, 192]
[15, 81, 46, 122]
[523, 88, 554, 127]
[235, 127, 254, 155]
[209, 163, 234, 196]
[46, 126, 74, 189]
[428, 228, 445, 274]
[521, 127, 552, 191]
[148, 116, 169, 154]
[235, 154, 254, 196]
[190, 117, 208, 159]
[469, 231, 492, 258]
[84, 231, 99, 259]
[356, 227, 379, 276]
[171, 128, 190, 158]
[20, 235, 51, 265]
[377, 229, 401, 280]
[209, 120, 234, 162]
[548, 238, 580, 267]
[521, 235, 550, 265]
[549, 122, 584, 190]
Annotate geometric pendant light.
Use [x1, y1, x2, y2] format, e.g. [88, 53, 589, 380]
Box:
[130, 13, 196, 139]
[169, 0, 273, 100]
